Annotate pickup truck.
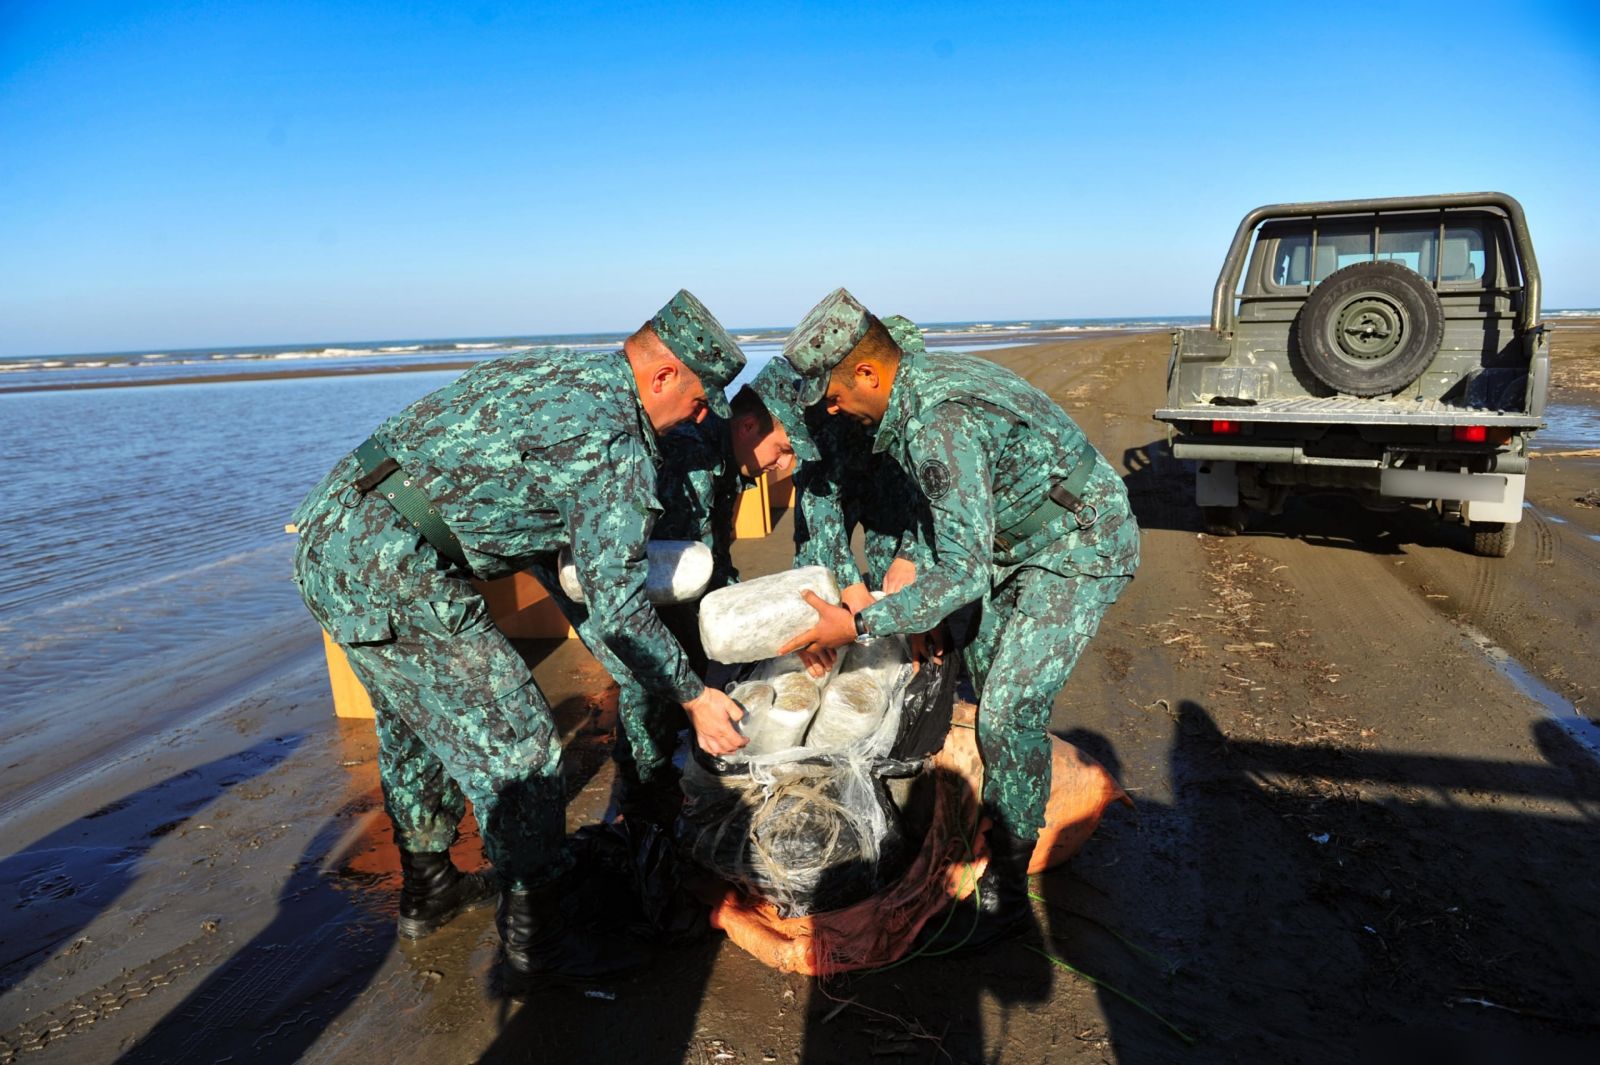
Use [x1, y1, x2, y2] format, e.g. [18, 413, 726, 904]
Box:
[1154, 192, 1547, 557]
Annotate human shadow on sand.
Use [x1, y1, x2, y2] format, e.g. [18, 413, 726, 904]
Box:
[0, 734, 305, 999]
[1031, 702, 1600, 1064]
[113, 806, 396, 1064]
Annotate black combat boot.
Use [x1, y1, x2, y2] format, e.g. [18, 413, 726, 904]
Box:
[914, 822, 1040, 953]
[396, 849, 498, 940]
[498, 877, 649, 990]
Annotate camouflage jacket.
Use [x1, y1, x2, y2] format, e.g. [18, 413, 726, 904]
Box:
[856, 349, 1140, 637]
[329, 347, 703, 702]
[791, 412, 931, 588]
[653, 414, 743, 591]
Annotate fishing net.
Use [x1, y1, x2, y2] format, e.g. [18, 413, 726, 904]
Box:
[694, 700, 1131, 975]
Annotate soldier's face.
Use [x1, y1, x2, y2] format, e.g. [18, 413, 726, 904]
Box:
[731, 416, 797, 478]
[640, 361, 712, 433]
[823, 360, 890, 427]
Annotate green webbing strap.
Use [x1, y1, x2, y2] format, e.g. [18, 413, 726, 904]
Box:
[994, 457, 1097, 552]
[352, 438, 467, 566]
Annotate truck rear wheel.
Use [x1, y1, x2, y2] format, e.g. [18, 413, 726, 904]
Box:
[1202, 505, 1247, 536]
[1296, 260, 1445, 397]
[1471, 521, 1516, 558]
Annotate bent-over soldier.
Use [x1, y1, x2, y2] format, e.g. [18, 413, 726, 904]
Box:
[777, 288, 1139, 943]
[290, 290, 747, 986]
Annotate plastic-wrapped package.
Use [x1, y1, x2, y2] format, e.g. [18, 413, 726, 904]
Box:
[727, 681, 776, 724]
[557, 540, 714, 605]
[803, 636, 910, 750]
[804, 673, 889, 750]
[843, 633, 911, 680]
[729, 677, 819, 757]
[698, 566, 840, 663]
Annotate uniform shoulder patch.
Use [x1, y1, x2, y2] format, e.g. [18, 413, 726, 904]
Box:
[918, 459, 952, 501]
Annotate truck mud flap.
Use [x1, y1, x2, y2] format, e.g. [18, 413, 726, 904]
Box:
[1379, 469, 1525, 522]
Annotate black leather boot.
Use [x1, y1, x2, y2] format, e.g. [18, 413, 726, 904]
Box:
[914, 822, 1039, 954]
[396, 849, 498, 940]
[498, 877, 649, 990]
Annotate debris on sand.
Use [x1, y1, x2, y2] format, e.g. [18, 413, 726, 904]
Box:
[1575, 488, 1600, 508]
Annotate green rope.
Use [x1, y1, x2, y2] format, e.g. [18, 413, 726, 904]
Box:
[1024, 945, 1197, 1046]
[1027, 892, 1178, 973]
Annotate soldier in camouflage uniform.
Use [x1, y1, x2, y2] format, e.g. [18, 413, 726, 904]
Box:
[777, 288, 1139, 943]
[565, 413, 744, 823]
[751, 330, 933, 611]
[290, 290, 747, 985]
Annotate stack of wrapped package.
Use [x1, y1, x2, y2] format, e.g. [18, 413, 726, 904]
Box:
[682, 567, 946, 916]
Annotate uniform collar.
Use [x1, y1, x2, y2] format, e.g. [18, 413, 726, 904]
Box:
[871, 349, 924, 455]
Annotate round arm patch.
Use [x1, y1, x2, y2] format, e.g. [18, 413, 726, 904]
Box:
[917, 458, 952, 501]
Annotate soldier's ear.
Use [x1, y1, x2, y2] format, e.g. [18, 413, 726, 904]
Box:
[857, 361, 883, 391]
[651, 362, 678, 394]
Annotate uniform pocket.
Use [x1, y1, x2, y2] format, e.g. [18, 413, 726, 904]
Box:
[1014, 573, 1062, 620]
[326, 610, 395, 646]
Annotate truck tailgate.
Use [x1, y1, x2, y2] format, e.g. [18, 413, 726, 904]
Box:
[1154, 396, 1544, 428]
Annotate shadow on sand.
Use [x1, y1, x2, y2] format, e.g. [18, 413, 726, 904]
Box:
[0, 735, 306, 999]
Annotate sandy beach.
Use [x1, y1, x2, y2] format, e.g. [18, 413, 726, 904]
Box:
[3, 326, 1599, 1063]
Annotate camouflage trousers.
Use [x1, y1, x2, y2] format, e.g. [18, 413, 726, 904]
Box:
[962, 566, 1131, 841]
[293, 458, 569, 890]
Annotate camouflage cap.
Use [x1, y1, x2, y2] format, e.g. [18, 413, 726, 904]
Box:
[651, 289, 746, 418]
[880, 314, 926, 356]
[749, 357, 820, 462]
[781, 287, 875, 405]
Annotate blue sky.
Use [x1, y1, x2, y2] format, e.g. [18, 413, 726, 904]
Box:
[3, 0, 1597, 357]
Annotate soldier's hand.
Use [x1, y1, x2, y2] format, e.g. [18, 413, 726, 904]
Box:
[798, 646, 838, 677]
[882, 558, 917, 595]
[909, 624, 949, 665]
[840, 582, 876, 614]
[682, 687, 748, 756]
[776, 591, 857, 658]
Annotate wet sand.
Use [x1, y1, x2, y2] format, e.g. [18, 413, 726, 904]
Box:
[3, 325, 1599, 1062]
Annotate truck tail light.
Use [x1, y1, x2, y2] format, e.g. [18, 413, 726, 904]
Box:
[1452, 425, 1487, 443]
[1210, 420, 1241, 435]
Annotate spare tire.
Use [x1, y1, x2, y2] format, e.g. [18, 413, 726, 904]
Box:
[1295, 260, 1445, 396]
